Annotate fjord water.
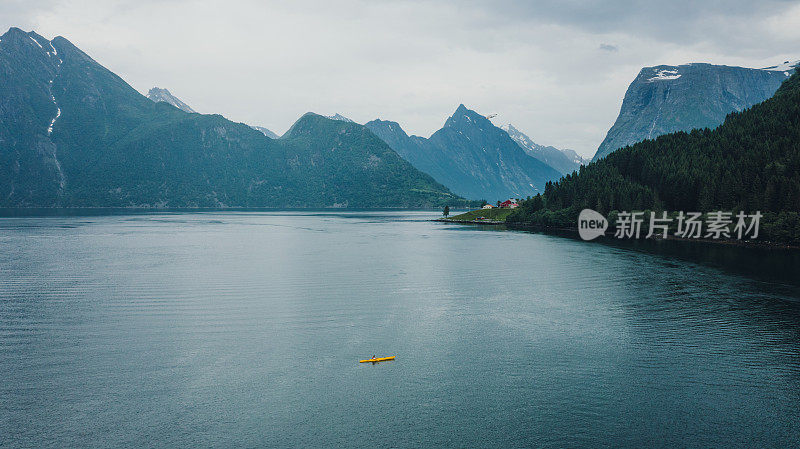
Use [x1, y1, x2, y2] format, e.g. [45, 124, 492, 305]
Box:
[1, 212, 799, 448]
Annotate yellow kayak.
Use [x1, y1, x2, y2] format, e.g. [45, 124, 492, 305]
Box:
[359, 356, 396, 363]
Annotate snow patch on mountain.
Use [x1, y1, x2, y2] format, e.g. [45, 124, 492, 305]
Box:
[28, 35, 42, 49]
[47, 83, 62, 135]
[761, 60, 799, 73]
[325, 113, 354, 123]
[648, 69, 681, 82]
[43, 38, 64, 137]
[25, 30, 68, 190]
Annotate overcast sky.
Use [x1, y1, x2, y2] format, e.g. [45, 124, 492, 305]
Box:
[3, 0, 799, 157]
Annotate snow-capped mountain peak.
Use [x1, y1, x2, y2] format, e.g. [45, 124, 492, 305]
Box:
[502, 124, 536, 148]
[147, 87, 196, 113]
[502, 123, 585, 175]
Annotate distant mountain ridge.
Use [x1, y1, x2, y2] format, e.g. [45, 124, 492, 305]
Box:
[366, 106, 562, 201]
[250, 125, 279, 139]
[593, 62, 795, 161]
[147, 86, 281, 139]
[560, 149, 587, 166]
[500, 124, 585, 175]
[0, 28, 465, 208]
[147, 87, 195, 113]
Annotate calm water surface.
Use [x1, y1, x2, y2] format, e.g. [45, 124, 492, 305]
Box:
[1, 211, 799, 448]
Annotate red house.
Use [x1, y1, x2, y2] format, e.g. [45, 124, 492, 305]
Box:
[499, 200, 519, 209]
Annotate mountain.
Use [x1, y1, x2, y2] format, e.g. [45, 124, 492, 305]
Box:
[147, 86, 281, 139]
[250, 125, 279, 139]
[593, 62, 795, 161]
[501, 124, 585, 175]
[325, 113, 354, 123]
[761, 60, 800, 72]
[560, 149, 588, 166]
[146, 87, 196, 113]
[0, 28, 466, 208]
[365, 106, 562, 201]
[510, 72, 800, 243]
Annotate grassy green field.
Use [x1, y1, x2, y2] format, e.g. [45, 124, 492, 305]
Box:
[445, 208, 514, 222]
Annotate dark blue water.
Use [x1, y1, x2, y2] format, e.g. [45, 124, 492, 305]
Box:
[1, 211, 799, 447]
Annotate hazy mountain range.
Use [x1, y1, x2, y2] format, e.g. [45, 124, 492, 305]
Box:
[146, 87, 570, 200]
[146, 86, 576, 201]
[366, 106, 562, 201]
[0, 27, 466, 208]
[1, 26, 794, 207]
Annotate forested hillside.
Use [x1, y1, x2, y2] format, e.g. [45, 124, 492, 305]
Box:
[509, 72, 800, 243]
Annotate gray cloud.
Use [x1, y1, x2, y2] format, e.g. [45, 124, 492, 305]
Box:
[1, 0, 798, 157]
[599, 43, 619, 52]
[463, 0, 795, 42]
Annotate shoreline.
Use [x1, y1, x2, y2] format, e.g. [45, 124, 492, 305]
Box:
[434, 218, 507, 225]
[0, 206, 464, 211]
[436, 218, 800, 250]
[0, 207, 462, 218]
